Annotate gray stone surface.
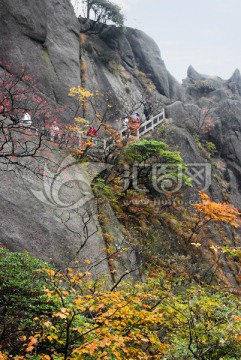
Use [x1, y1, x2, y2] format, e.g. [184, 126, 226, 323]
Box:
[165, 101, 188, 125]
[0, 0, 80, 106]
[125, 28, 183, 99]
[0, 151, 110, 275]
[227, 69, 241, 96]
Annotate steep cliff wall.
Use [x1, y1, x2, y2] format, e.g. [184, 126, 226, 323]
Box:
[78, 23, 183, 120]
[0, 0, 80, 106]
[1, 0, 241, 286]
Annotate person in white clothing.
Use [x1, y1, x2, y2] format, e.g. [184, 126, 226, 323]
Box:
[122, 117, 129, 137]
[50, 121, 60, 141]
[21, 112, 32, 126]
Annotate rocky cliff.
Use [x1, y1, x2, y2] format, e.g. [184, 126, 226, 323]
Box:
[2, 0, 241, 286]
[0, 0, 182, 273]
[0, 0, 80, 106]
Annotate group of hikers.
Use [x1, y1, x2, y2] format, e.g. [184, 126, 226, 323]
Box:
[9, 110, 142, 144]
[121, 112, 141, 137]
[83, 112, 142, 140]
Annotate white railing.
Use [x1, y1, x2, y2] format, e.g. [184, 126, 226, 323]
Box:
[119, 109, 165, 139]
[40, 109, 165, 152]
[137, 109, 165, 138]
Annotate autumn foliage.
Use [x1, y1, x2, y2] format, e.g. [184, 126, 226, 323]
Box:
[193, 192, 240, 227]
[2, 249, 241, 359]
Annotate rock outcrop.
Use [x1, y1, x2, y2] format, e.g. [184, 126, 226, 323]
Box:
[76, 24, 184, 122]
[125, 28, 182, 99]
[0, 0, 80, 106]
[227, 69, 241, 96]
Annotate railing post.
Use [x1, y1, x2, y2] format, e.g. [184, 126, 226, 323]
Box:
[78, 134, 82, 147]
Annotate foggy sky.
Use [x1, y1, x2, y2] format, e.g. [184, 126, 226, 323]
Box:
[71, 0, 241, 82]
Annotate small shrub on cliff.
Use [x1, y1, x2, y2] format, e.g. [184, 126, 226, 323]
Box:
[206, 141, 217, 157]
[122, 139, 192, 193]
[98, 50, 118, 65]
[188, 79, 216, 96]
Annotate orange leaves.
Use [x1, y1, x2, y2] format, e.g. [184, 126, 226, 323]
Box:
[52, 307, 69, 319]
[193, 191, 240, 227]
[25, 336, 38, 352]
[0, 353, 8, 360]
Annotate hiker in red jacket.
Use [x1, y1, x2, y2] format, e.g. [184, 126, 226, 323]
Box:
[86, 125, 98, 137]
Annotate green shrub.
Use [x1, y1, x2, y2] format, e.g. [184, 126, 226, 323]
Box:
[0, 248, 54, 354]
[122, 139, 192, 191]
[98, 50, 118, 65]
[206, 141, 217, 157]
[83, 41, 94, 53]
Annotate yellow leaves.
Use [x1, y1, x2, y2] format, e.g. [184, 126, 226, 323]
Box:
[88, 342, 99, 355]
[74, 116, 89, 125]
[210, 245, 219, 252]
[122, 247, 129, 251]
[42, 355, 51, 360]
[85, 259, 91, 264]
[191, 242, 202, 247]
[47, 334, 58, 341]
[0, 352, 8, 360]
[52, 312, 67, 319]
[43, 268, 55, 277]
[68, 86, 93, 102]
[16, 266, 167, 359]
[140, 338, 149, 343]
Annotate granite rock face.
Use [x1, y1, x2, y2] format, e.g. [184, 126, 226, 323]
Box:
[227, 69, 241, 96]
[175, 68, 241, 210]
[0, 0, 80, 105]
[0, 152, 110, 275]
[125, 28, 182, 99]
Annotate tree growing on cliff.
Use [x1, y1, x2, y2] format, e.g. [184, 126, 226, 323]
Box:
[76, 0, 124, 30]
[190, 191, 240, 243]
[0, 63, 65, 173]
